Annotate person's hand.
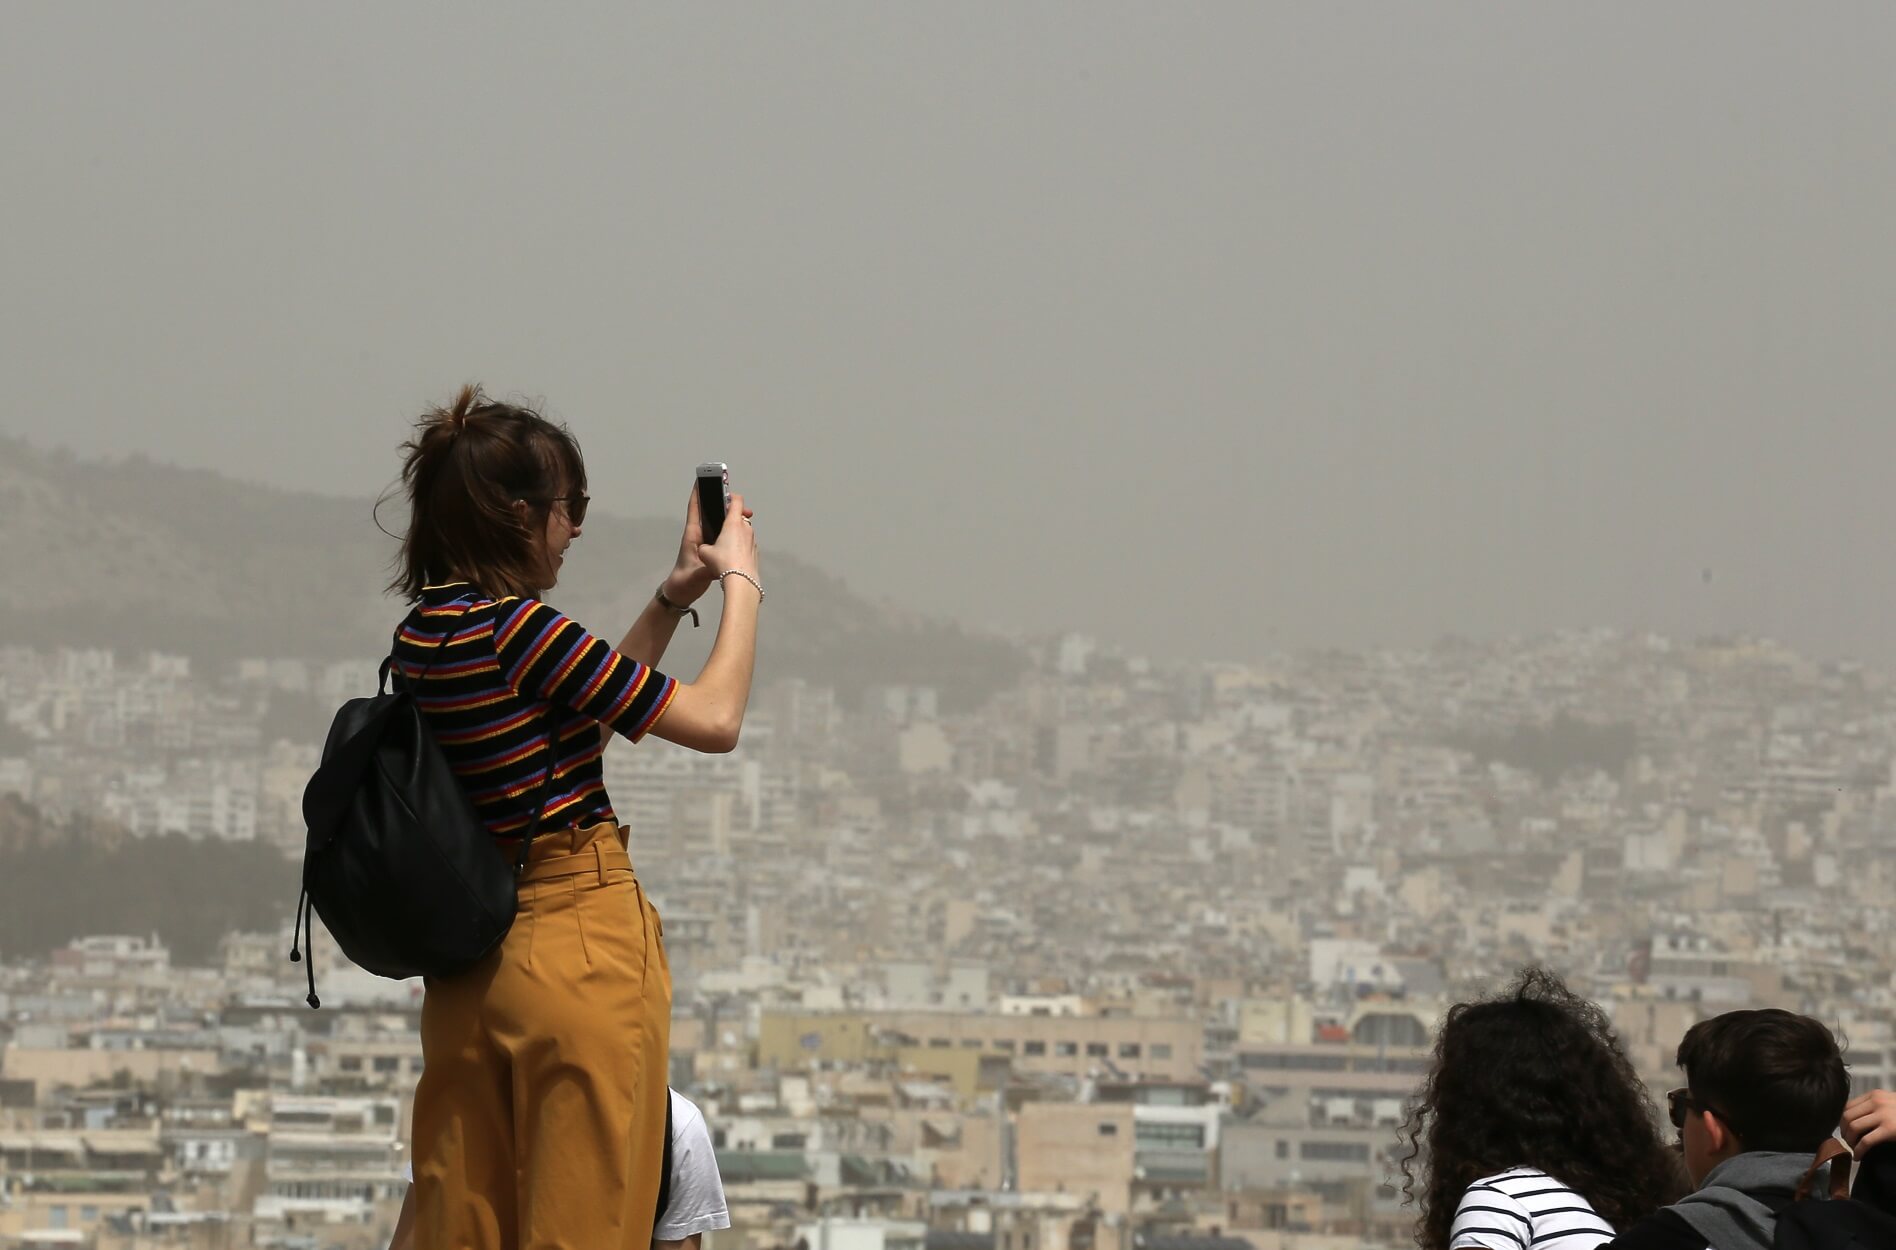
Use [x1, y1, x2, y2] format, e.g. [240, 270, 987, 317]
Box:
[660, 486, 754, 605]
[701, 492, 759, 586]
[1843, 1089, 1896, 1157]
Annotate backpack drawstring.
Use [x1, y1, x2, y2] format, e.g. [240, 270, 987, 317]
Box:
[302, 893, 320, 1009]
[288, 886, 320, 1009]
[289, 884, 307, 962]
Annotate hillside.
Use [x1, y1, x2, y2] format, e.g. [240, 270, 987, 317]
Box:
[0, 437, 1025, 711]
[0, 795, 287, 963]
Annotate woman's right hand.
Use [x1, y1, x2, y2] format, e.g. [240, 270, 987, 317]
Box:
[701, 492, 760, 583]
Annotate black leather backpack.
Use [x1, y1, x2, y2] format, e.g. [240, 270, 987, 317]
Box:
[291, 607, 562, 1007]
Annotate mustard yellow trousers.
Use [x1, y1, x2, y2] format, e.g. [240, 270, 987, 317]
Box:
[411, 821, 671, 1250]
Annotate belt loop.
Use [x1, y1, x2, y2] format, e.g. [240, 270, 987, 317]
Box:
[595, 838, 608, 887]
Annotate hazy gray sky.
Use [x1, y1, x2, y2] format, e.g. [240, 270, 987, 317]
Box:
[5, 4, 1895, 664]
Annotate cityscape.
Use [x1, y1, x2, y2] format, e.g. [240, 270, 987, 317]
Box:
[3, 613, 1892, 1248]
[5, 9, 1895, 1248]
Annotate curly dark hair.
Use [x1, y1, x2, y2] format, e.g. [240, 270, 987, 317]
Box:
[1398, 967, 1687, 1250]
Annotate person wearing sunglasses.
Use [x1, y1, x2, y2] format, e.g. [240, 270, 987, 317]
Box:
[380, 384, 762, 1250]
[1587, 1008, 1896, 1249]
[1399, 968, 1685, 1250]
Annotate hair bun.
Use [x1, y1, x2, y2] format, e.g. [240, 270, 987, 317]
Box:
[446, 383, 484, 431]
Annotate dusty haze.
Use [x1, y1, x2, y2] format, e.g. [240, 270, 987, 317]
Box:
[3, 4, 1893, 664]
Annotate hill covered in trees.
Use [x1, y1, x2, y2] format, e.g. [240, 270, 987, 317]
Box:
[0, 796, 291, 966]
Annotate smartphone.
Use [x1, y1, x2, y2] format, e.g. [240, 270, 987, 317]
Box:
[696, 463, 730, 543]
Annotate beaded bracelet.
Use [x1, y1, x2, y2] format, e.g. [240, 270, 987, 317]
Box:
[719, 570, 765, 602]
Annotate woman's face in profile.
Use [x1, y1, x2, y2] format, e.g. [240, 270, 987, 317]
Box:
[519, 487, 583, 595]
[537, 495, 582, 592]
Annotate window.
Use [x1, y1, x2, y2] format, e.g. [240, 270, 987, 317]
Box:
[339, 1057, 362, 1072]
[1056, 1041, 1078, 1057]
[1086, 1042, 1109, 1058]
[373, 1056, 401, 1073]
[1299, 1141, 1369, 1163]
[81, 1206, 99, 1223]
[961, 1038, 984, 1049]
[1118, 1043, 1142, 1059]
[1275, 1140, 1289, 1159]
[1024, 1041, 1047, 1057]
[994, 1040, 1017, 1054]
[1151, 1044, 1173, 1060]
[1098, 1122, 1119, 1137]
[1240, 1052, 1348, 1072]
[930, 1038, 952, 1049]
[1135, 1121, 1204, 1149]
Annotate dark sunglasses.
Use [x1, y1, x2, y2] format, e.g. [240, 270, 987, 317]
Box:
[522, 494, 589, 526]
[1666, 1086, 1718, 1131]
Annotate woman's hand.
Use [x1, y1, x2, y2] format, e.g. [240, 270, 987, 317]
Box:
[1843, 1089, 1896, 1157]
[660, 485, 754, 605]
[646, 489, 761, 754]
[701, 492, 759, 584]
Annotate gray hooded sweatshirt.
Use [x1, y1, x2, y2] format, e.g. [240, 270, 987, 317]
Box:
[1669, 1151, 1834, 1250]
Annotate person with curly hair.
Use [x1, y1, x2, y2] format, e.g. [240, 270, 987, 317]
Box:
[1400, 968, 1686, 1250]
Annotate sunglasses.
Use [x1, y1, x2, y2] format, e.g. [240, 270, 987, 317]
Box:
[522, 494, 589, 526]
[1666, 1086, 1723, 1131]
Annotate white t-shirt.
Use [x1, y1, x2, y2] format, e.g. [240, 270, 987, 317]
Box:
[401, 1090, 730, 1243]
[655, 1089, 731, 1243]
[1450, 1167, 1617, 1250]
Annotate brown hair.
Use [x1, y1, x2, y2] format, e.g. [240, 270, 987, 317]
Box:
[384, 384, 588, 602]
[1677, 1009, 1849, 1153]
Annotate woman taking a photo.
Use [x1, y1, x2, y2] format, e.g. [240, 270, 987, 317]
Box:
[388, 384, 761, 1249]
[1399, 967, 1686, 1250]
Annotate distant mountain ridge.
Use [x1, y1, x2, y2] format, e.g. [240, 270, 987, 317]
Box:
[0, 436, 1025, 710]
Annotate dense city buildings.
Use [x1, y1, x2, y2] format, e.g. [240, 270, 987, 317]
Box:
[2, 627, 1892, 1247]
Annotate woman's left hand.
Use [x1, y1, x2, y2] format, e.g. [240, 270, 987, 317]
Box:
[661, 483, 752, 605]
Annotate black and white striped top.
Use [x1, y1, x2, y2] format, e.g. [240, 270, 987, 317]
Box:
[1450, 1167, 1617, 1250]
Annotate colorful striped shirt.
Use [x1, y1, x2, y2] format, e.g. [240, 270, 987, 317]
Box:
[390, 581, 678, 837]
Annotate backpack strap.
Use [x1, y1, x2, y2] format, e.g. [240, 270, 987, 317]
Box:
[388, 602, 474, 693]
[1794, 1137, 1854, 1201]
[391, 599, 568, 877]
[508, 704, 570, 877]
